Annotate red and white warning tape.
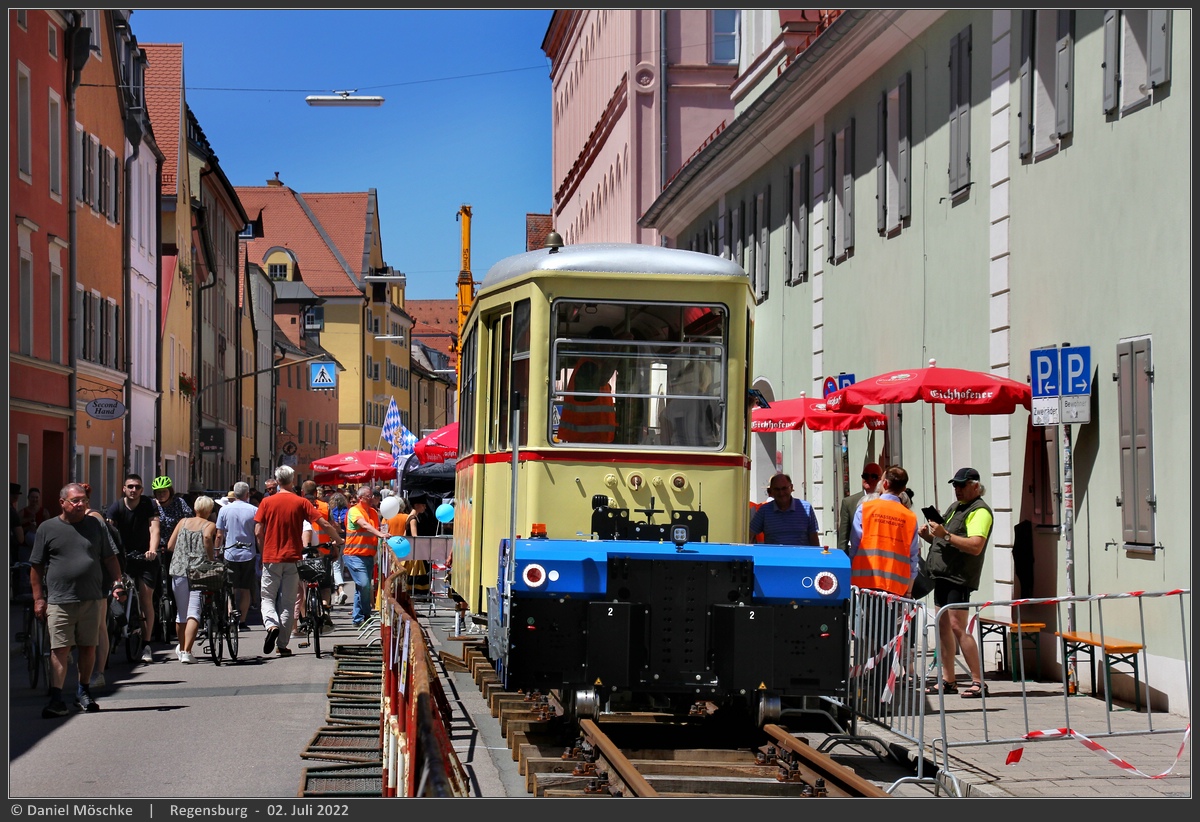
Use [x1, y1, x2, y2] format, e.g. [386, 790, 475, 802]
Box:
[848, 601, 917, 704]
[1006, 725, 1192, 778]
[967, 588, 1188, 635]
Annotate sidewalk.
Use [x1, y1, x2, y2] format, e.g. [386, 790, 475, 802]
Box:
[820, 674, 1191, 798]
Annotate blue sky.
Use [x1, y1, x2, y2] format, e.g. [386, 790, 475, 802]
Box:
[129, 9, 554, 301]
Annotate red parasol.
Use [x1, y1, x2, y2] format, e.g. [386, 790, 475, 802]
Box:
[825, 360, 1032, 505]
[413, 422, 459, 464]
[825, 363, 1032, 416]
[752, 396, 887, 433]
[310, 450, 398, 484]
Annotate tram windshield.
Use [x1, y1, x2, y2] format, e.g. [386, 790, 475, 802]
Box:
[551, 300, 727, 449]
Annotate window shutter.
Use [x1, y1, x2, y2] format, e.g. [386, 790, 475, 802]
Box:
[113, 303, 121, 369]
[100, 300, 110, 365]
[785, 166, 794, 280]
[722, 208, 732, 259]
[73, 126, 83, 202]
[1147, 9, 1172, 88]
[1055, 11, 1074, 139]
[899, 71, 911, 219]
[877, 93, 887, 234]
[1116, 339, 1156, 545]
[949, 33, 962, 190]
[74, 287, 84, 359]
[826, 133, 836, 262]
[948, 26, 973, 192]
[112, 153, 122, 222]
[1018, 10, 1034, 157]
[797, 156, 809, 280]
[1102, 10, 1119, 114]
[761, 184, 770, 298]
[1130, 338, 1155, 544]
[843, 118, 855, 250]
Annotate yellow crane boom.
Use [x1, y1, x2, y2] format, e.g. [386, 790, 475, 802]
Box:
[455, 205, 476, 385]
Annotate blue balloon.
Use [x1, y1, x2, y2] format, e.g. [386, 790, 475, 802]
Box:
[436, 503, 455, 523]
[387, 536, 411, 559]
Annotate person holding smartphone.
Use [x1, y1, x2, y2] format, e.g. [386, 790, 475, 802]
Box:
[919, 467, 993, 699]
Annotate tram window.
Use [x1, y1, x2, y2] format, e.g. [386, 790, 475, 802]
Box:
[550, 300, 727, 449]
[512, 300, 530, 447]
[492, 315, 512, 451]
[460, 325, 476, 454]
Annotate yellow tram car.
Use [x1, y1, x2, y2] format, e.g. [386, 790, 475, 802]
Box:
[451, 242, 758, 616]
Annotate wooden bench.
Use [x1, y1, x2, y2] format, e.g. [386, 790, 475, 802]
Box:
[1055, 630, 1144, 712]
[977, 617, 1045, 682]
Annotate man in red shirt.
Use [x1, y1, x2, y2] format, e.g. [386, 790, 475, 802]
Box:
[254, 466, 342, 656]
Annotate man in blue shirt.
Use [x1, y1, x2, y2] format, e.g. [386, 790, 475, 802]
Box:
[750, 473, 820, 546]
[215, 481, 258, 632]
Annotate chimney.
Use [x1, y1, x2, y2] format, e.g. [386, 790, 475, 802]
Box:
[267, 171, 282, 187]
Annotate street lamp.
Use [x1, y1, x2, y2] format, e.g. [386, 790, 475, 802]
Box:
[305, 90, 384, 107]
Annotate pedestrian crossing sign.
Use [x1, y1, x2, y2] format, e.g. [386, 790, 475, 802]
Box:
[309, 361, 337, 390]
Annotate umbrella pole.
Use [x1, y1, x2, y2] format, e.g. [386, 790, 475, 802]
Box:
[931, 404, 938, 509]
[801, 428, 807, 499]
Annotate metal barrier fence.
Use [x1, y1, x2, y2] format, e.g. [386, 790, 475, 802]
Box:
[825, 587, 1191, 796]
[378, 544, 473, 797]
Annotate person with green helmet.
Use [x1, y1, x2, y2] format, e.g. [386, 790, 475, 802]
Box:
[152, 476, 194, 553]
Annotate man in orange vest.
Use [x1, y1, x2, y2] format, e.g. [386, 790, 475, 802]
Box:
[848, 465, 919, 596]
[557, 326, 617, 444]
[343, 485, 388, 628]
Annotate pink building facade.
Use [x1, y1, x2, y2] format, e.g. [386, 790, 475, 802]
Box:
[541, 10, 737, 245]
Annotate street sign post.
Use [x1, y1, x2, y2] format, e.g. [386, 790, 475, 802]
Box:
[1030, 343, 1091, 693]
[823, 376, 838, 398]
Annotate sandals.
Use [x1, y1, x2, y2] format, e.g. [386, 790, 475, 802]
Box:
[925, 680, 958, 695]
[960, 681, 988, 699]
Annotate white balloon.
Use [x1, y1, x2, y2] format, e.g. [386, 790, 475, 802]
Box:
[380, 496, 400, 520]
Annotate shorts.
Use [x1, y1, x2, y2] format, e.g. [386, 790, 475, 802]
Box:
[126, 554, 163, 590]
[933, 579, 974, 608]
[226, 558, 257, 591]
[46, 599, 103, 650]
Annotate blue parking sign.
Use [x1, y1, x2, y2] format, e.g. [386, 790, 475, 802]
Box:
[1060, 346, 1092, 395]
[1030, 349, 1060, 398]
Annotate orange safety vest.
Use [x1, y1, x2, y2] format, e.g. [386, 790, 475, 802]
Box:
[344, 501, 380, 557]
[851, 497, 917, 596]
[309, 498, 331, 555]
[558, 360, 616, 443]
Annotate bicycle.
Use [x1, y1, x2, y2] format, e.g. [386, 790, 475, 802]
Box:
[154, 563, 178, 645]
[220, 561, 240, 662]
[295, 552, 332, 659]
[107, 569, 145, 664]
[191, 558, 235, 665]
[12, 562, 51, 691]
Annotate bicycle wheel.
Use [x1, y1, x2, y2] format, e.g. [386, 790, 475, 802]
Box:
[125, 591, 145, 663]
[23, 606, 39, 689]
[156, 586, 177, 644]
[205, 592, 223, 665]
[306, 586, 323, 659]
[33, 617, 51, 692]
[225, 591, 240, 661]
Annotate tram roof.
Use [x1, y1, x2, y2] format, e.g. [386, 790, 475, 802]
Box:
[480, 243, 748, 292]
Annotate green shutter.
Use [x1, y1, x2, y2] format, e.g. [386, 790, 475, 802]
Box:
[877, 93, 887, 233]
[1055, 11, 1074, 139]
[899, 71, 911, 220]
[1018, 10, 1034, 157]
[1147, 9, 1172, 89]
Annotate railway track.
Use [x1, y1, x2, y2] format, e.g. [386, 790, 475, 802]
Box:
[446, 638, 891, 799]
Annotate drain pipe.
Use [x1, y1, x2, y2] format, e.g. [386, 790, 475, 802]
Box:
[659, 9, 668, 244]
[66, 14, 91, 481]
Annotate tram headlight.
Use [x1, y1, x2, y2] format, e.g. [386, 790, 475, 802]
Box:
[814, 571, 838, 596]
[522, 563, 548, 588]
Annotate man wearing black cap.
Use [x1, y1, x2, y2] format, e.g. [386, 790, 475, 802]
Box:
[919, 467, 992, 699]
